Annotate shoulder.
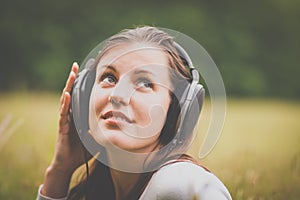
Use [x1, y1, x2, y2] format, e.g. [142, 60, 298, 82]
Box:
[140, 161, 232, 200]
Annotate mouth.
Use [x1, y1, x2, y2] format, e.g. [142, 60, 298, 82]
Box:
[101, 111, 133, 124]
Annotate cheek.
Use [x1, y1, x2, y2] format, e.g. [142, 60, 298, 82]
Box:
[90, 87, 109, 115]
[151, 96, 171, 128]
[89, 86, 109, 132]
[134, 93, 171, 127]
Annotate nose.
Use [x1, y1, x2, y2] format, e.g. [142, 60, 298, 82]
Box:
[109, 78, 134, 106]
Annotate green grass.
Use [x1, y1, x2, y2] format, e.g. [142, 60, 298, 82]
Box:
[0, 93, 299, 199]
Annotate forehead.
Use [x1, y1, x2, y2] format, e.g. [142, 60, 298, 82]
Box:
[97, 44, 170, 72]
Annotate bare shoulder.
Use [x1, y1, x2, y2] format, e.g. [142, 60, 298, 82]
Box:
[139, 162, 232, 200]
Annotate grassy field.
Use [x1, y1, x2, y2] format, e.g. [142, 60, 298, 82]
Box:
[0, 93, 299, 199]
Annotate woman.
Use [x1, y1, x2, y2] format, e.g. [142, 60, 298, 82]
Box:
[37, 26, 232, 200]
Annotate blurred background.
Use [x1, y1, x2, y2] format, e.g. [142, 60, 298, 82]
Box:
[0, 0, 299, 199]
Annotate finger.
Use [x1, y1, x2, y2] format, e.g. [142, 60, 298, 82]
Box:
[65, 62, 79, 93]
[72, 62, 79, 74]
[61, 92, 71, 116]
[60, 71, 73, 106]
[59, 92, 71, 127]
[60, 90, 66, 107]
[60, 62, 79, 104]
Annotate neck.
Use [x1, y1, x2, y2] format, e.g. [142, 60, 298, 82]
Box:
[103, 144, 162, 199]
[104, 146, 152, 200]
[110, 168, 140, 200]
[105, 144, 152, 172]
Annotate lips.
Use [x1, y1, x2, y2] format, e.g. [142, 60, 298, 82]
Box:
[101, 111, 133, 123]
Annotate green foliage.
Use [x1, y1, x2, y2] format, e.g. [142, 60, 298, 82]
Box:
[0, 0, 299, 98]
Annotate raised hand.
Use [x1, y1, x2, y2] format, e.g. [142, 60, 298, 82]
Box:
[41, 62, 90, 198]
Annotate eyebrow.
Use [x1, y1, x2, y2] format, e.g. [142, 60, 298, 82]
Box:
[133, 69, 155, 76]
[99, 65, 156, 76]
[97, 65, 117, 74]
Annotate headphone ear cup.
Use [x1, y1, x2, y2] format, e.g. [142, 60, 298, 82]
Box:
[167, 83, 204, 154]
[72, 58, 96, 136]
[72, 64, 104, 154]
[178, 84, 205, 144]
[72, 68, 95, 136]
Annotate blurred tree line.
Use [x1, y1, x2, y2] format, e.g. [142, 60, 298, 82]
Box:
[0, 0, 299, 98]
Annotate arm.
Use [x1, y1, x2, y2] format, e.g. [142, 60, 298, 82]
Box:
[37, 185, 68, 200]
[38, 62, 91, 199]
[140, 162, 232, 200]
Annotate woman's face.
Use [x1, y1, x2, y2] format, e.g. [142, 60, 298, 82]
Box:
[89, 44, 172, 153]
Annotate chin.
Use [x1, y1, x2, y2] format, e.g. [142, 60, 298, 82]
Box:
[94, 130, 158, 153]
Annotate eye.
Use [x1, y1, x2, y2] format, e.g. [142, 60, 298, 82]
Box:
[136, 78, 153, 90]
[100, 73, 117, 86]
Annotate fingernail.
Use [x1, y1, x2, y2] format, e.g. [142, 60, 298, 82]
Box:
[73, 62, 78, 67]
